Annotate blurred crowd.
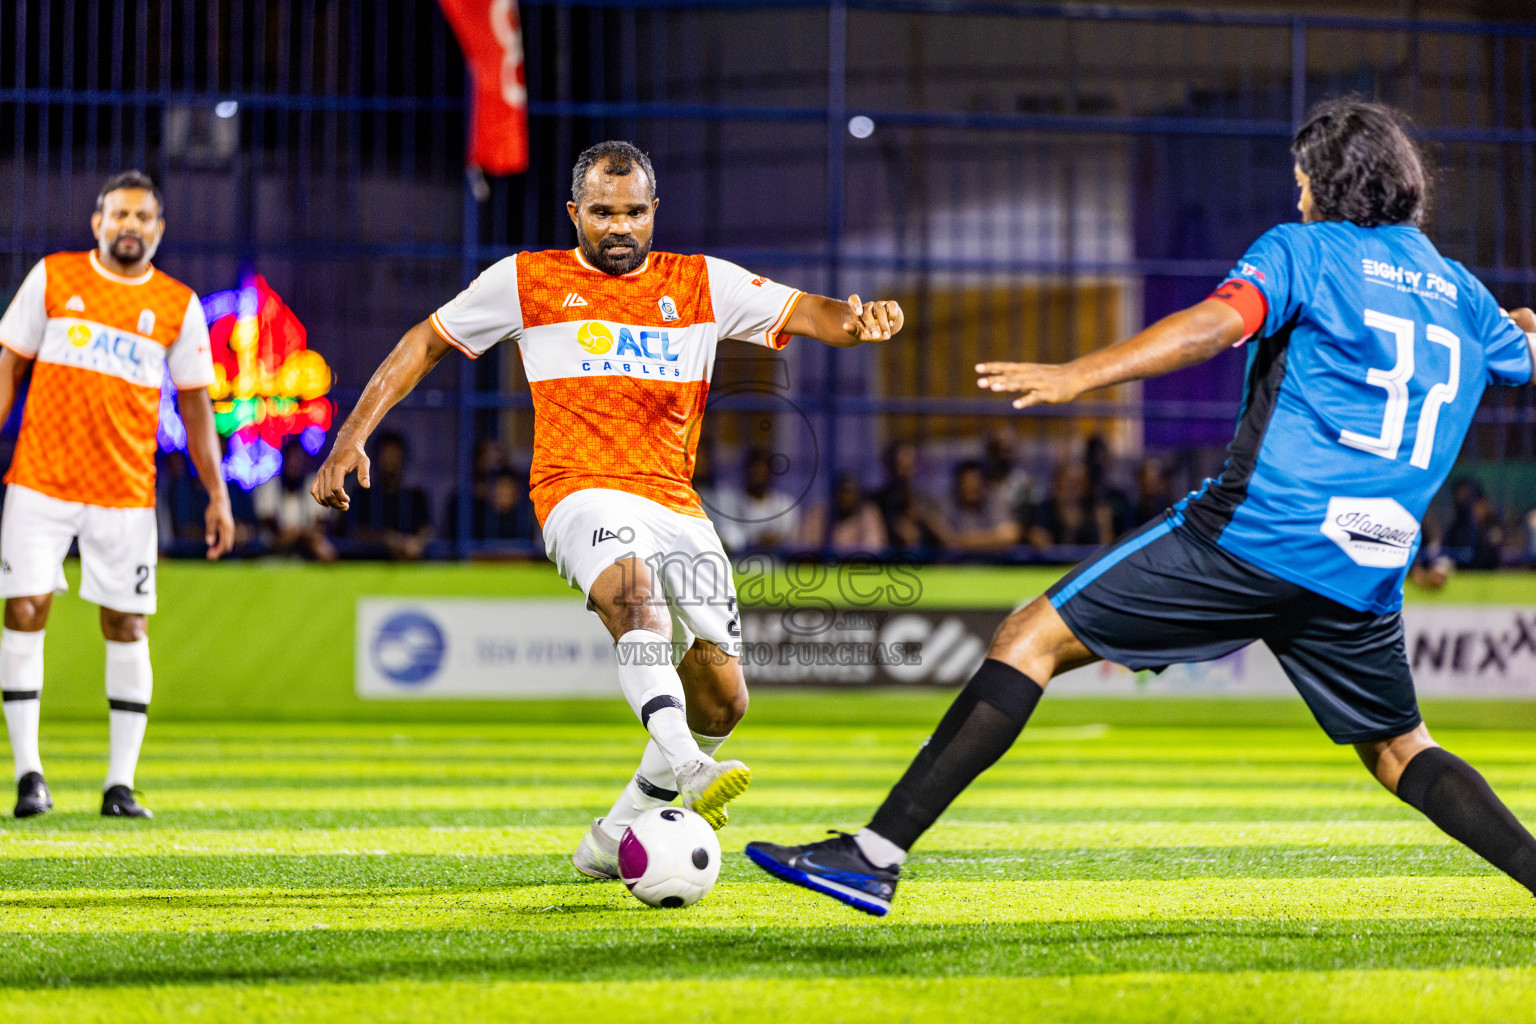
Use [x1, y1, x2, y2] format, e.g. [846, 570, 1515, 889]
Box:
[695, 429, 1175, 562]
[154, 433, 537, 562]
[128, 429, 1536, 570]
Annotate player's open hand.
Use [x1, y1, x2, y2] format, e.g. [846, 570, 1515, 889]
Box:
[205, 496, 235, 561]
[312, 441, 370, 510]
[976, 361, 1085, 409]
[842, 295, 904, 342]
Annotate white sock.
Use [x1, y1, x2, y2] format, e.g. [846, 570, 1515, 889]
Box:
[1, 628, 45, 780]
[104, 638, 152, 790]
[600, 730, 734, 841]
[614, 629, 704, 772]
[601, 742, 676, 840]
[854, 827, 909, 869]
[692, 730, 730, 760]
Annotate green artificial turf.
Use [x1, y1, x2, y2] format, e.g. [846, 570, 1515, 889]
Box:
[2, 703, 1534, 1021]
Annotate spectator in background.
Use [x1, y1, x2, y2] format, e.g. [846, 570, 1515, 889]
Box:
[715, 447, 801, 552]
[1130, 457, 1174, 528]
[800, 472, 887, 555]
[945, 460, 1022, 552]
[981, 424, 1035, 523]
[874, 440, 944, 556]
[1443, 477, 1503, 569]
[470, 469, 538, 543]
[255, 439, 336, 562]
[444, 438, 513, 540]
[1029, 460, 1118, 550]
[344, 431, 434, 560]
[156, 450, 204, 552]
[1084, 434, 1131, 536]
[157, 449, 256, 555]
[463, 437, 507, 509]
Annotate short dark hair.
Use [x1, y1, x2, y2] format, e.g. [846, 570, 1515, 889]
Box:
[96, 170, 164, 214]
[570, 141, 656, 206]
[1292, 98, 1427, 228]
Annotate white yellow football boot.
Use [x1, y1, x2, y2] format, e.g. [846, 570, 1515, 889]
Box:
[675, 758, 752, 830]
[573, 818, 621, 879]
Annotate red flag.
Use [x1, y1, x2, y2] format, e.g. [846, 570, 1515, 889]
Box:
[438, 0, 529, 175]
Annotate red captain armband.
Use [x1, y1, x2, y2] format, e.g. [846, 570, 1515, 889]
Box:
[1207, 277, 1268, 345]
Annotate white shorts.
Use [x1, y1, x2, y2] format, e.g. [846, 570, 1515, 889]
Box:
[543, 488, 741, 659]
[0, 485, 158, 614]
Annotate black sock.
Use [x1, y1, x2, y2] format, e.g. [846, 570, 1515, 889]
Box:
[867, 659, 1044, 851]
[1396, 746, 1536, 895]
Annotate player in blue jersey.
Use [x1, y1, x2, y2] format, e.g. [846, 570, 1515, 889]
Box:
[746, 98, 1536, 915]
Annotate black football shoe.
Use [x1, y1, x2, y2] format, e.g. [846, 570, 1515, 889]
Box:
[744, 831, 899, 916]
[101, 785, 153, 819]
[14, 771, 52, 818]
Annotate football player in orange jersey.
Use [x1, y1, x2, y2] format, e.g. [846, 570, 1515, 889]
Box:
[314, 141, 903, 879]
[0, 171, 234, 819]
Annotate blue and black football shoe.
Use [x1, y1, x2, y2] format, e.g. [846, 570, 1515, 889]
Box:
[744, 831, 898, 916]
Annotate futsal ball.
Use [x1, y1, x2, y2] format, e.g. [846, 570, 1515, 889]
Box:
[618, 807, 721, 908]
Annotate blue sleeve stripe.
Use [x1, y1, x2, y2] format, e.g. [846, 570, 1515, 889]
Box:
[1050, 512, 1184, 610]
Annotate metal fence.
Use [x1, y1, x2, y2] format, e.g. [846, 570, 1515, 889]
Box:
[3, 1, 1536, 556]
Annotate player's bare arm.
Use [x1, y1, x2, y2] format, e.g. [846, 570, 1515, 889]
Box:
[785, 293, 904, 347]
[976, 299, 1245, 409]
[0, 347, 33, 427]
[178, 387, 235, 560]
[312, 319, 452, 510]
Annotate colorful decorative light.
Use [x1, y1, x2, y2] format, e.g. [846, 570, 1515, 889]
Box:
[158, 272, 334, 490]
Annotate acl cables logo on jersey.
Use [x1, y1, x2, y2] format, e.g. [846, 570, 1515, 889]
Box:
[574, 320, 687, 378]
[1321, 497, 1420, 568]
[57, 321, 159, 386]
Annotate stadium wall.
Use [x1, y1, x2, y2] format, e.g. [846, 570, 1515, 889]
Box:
[28, 561, 1536, 726]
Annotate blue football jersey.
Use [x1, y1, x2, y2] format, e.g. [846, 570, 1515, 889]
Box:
[1178, 221, 1533, 614]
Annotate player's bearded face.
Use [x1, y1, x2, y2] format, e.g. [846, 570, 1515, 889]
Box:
[568, 171, 657, 276]
[584, 230, 651, 276]
[111, 232, 146, 262]
[93, 189, 163, 269]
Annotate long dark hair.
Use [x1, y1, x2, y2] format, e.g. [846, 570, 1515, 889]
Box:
[1292, 98, 1427, 228]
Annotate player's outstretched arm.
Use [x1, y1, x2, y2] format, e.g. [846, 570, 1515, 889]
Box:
[786, 294, 904, 348]
[977, 298, 1246, 409]
[178, 387, 235, 560]
[312, 319, 452, 510]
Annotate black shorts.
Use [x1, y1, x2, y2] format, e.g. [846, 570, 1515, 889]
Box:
[1046, 514, 1421, 744]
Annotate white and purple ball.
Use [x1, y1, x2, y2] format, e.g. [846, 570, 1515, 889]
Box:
[618, 807, 721, 908]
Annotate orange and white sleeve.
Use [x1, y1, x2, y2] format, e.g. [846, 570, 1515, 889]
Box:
[168, 293, 216, 388]
[704, 255, 804, 350]
[0, 260, 48, 358]
[429, 255, 523, 359]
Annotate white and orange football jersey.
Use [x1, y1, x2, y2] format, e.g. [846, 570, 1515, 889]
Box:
[0, 251, 215, 508]
[430, 249, 803, 524]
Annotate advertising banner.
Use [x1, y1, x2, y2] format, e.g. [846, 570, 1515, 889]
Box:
[356, 599, 614, 699]
[357, 599, 1536, 699]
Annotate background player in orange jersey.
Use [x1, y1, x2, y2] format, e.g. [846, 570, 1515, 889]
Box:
[314, 141, 903, 878]
[0, 171, 234, 820]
